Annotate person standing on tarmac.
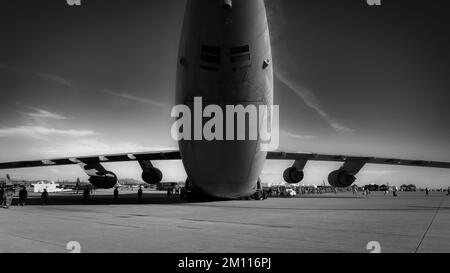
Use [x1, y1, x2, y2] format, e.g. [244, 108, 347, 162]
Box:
[0, 187, 4, 207]
[83, 188, 90, 201]
[263, 189, 268, 200]
[41, 188, 49, 205]
[113, 187, 119, 200]
[137, 186, 143, 201]
[18, 187, 28, 206]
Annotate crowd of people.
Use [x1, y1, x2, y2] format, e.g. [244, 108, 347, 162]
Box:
[1, 184, 449, 207]
[0, 185, 147, 208]
[0, 186, 28, 208]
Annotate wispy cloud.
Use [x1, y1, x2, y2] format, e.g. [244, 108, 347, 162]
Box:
[280, 129, 315, 140]
[0, 126, 96, 139]
[275, 72, 354, 133]
[33, 139, 177, 158]
[266, 1, 354, 133]
[104, 90, 170, 109]
[50, 168, 62, 174]
[0, 64, 21, 73]
[34, 72, 75, 88]
[22, 108, 71, 120]
[0, 63, 75, 88]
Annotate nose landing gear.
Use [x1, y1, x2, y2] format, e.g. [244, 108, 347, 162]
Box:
[179, 178, 192, 200]
[240, 178, 268, 201]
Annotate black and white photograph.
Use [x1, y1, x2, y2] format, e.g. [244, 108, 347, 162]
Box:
[1, 0, 450, 259]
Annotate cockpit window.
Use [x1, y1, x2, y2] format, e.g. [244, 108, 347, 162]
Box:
[230, 45, 249, 54]
[200, 45, 221, 64]
[200, 45, 221, 72]
[230, 45, 251, 64]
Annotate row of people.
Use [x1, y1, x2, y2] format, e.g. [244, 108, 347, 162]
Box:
[0, 186, 145, 207]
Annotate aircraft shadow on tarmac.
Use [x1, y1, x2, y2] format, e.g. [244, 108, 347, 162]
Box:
[7, 193, 368, 207]
[9, 193, 449, 210]
[8, 193, 211, 206]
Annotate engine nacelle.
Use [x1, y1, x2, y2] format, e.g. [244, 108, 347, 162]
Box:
[328, 170, 356, 188]
[142, 168, 163, 185]
[89, 171, 118, 189]
[283, 167, 304, 184]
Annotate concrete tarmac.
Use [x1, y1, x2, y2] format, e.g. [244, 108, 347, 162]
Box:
[0, 190, 449, 253]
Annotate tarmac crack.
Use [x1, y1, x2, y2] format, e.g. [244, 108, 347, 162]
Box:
[181, 204, 440, 212]
[414, 197, 446, 253]
[96, 222, 143, 229]
[0, 231, 66, 249]
[180, 218, 293, 229]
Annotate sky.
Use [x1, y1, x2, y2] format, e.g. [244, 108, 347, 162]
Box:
[1, 0, 449, 188]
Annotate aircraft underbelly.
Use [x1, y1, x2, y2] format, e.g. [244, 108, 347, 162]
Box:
[180, 139, 266, 198]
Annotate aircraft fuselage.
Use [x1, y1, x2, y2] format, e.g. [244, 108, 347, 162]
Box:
[176, 0, 273, 198]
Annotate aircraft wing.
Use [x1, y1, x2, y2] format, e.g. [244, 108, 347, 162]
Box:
[0, 151, 181, 170]
[267, 152, 450, 169]
[1, 150, 449, 170]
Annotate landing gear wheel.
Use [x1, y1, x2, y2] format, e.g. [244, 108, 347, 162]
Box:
[254, 191, 261, 200]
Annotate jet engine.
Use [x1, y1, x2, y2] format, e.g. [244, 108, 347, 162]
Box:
[328, 170, 356, 188]
[141, 168, 163, 185]
[283, 167, 304, 184]
[89, 171, 118, 189]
